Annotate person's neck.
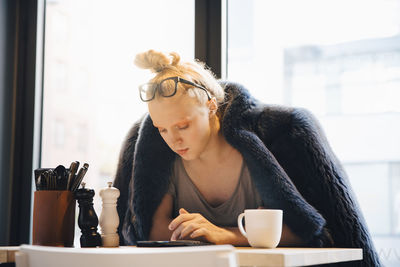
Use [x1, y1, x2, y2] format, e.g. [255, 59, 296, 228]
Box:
[185, 116, 232, 167]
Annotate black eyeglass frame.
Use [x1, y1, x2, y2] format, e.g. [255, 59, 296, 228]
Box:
[139, 76, 212, 102]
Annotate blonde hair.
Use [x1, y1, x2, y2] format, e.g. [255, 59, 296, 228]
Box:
[134, 50, 224, 105]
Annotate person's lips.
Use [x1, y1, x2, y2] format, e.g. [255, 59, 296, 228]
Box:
[176, 148, 189, 155]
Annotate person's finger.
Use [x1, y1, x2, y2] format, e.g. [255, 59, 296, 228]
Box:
[190, 228, 207, 239]
[169, 213, 195, 230]
[180, 223, 199, 239]
[170, 230, 178, 241]
[170, 226, 180, 241]
[179, 208, 189, 214]
[170, 221, 188, 241]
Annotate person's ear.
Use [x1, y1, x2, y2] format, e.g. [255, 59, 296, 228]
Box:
[207, 97, 217, 115]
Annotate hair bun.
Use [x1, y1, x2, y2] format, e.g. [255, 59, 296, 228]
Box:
[134, 50, 180, 73]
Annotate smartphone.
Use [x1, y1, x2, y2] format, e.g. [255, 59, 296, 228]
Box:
[136, 240, 212, 247]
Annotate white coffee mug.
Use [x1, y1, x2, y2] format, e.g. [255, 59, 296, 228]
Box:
[237, 209, 283, 248]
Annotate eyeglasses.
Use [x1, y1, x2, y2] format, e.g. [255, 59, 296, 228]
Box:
[139, 76, 212, 102]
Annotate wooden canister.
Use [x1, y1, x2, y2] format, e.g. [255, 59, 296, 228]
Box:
[32, 190, 75, 247]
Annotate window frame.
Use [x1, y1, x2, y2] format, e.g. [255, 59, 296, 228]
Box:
[0, 0, 43, 245]
[0, 0, 224, 245]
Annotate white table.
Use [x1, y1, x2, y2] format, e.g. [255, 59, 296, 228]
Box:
[6, 245, 363, 267]
[15, 245, 237, 267]
[235, 247, 363, 267]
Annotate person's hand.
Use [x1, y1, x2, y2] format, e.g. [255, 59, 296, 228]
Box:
[168, 208, 234, 244]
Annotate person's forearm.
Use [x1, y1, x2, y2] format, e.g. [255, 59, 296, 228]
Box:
[218, 227, 250, 246]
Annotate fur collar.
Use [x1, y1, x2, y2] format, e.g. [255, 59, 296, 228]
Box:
[129, 82, 326, 244]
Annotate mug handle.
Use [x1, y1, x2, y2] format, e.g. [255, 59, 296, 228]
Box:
[237, 213, 247, 238]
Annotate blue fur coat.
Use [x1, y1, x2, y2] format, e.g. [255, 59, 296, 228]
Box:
[114, 82, 380, 266]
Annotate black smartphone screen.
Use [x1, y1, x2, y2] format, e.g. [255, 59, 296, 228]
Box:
[136, 240, 212, 247]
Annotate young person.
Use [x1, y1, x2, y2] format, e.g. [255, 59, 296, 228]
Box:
[114, 50, 380, 266]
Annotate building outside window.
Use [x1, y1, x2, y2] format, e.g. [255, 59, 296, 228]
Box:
[227, 0, 400, 266]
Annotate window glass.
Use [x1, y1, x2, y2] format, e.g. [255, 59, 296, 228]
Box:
[228, 1, 400, 265]
[42, 0, 194, 246]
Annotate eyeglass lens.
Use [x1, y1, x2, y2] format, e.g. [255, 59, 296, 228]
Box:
[159, 79, 177, 97]
[140, 84, 156, 101]
[140, 79, 178, 101]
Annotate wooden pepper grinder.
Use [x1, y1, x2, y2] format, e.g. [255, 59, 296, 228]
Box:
[99, 181, 120, 247]
[74, 182, 102, 247]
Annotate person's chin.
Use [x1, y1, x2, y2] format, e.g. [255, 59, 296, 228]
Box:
[178, 150, 196, 161]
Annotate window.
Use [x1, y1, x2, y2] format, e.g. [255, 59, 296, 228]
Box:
[42, 0, 195, 246]
[227, 0, 400, 266]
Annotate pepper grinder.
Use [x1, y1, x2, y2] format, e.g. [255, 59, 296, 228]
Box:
[74, 182, 102, 247]
[99, 181, 120, 247]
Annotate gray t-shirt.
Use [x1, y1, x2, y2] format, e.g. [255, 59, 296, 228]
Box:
[168, 158, 263, 227]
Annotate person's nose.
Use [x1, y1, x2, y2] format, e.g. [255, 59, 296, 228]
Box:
[170, 130, 182, 146]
